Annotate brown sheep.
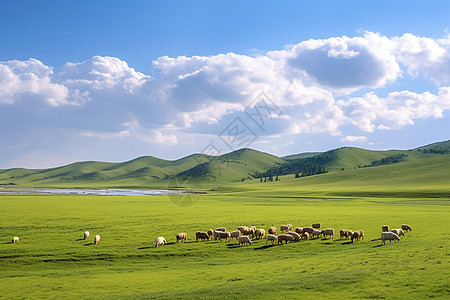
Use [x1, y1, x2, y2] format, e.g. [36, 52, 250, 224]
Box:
[321, 228, 334, 239]
[237, 226, 248, 234]
[218, 231, 231, 242]
[255, 228, 266, 239]
[351, 230, 364, 243]
[207, 229, 214, 238]
[230, 230, 240, 240]
[286, 231, 301, 242]
[295, 227, 303, 234]
[280, 224, 292, 233]
[301, 232, 310, 240]
[339, 229, 353, 240]
[268, 227, 277, 235]
[176, 232, 187, 243]
[312, 223, 321, 229]
[278, 234, 294, 244]
[401, 224, 412, 232]
[382, 225, 389, 232]
[196, 231, 209, 242]
[302, 227, 314, 236]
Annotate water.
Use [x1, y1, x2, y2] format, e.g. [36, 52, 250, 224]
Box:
[0, 188, 185, 196]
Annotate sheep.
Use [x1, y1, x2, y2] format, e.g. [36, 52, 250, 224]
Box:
[215, 227, 226, 232]
[295, 227, 303, 234]
[84, 231, 89, 240]
[94, 235, 101, 245]
[207, 229, 214, 238]
[213, 230, 221, 241]
[278, 234, 294, 244]
[312, 229, 322, 239]
[301, 232, 310, 240]
[176, 232, 187, 243]
[266, 234, 278, 245]
[312, 223, 321, 229]
[155, 236, 166, 247]
[351, 230, 364, 243]
[230, 230, 240, 240]
[286, 231, 301, 242]
[381, 225, 389, 232]
[381, 232, 400, 245]
[402, 224, 412, 232]
[268, 227, 277, 235]
[238, 226, 248, 234]
[218, 231, 231, 242]
[247, 227, 256, 238]
[339, 229, 353, 240]
[391, 229, 405, 237]
[302, 227, 314, 236]
[238, 235, 252, 246]
[321, 228, 334, 239]
[255, 228, 266, 239]
[11, 237, 19, 243]
[196, 231, 209, 242]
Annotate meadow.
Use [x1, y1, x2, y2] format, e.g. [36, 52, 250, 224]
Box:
[1, 181, 449, 299]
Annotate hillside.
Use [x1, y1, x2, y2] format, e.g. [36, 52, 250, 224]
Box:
[0, 140, 449, 189]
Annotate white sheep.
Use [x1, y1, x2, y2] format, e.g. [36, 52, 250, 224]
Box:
[11, 237, 19, 243]
[321, 228, 334, 239]
[94, 235, 101, 245]
[391, 229, 405, 237]
[155, 236, 166, 247]
[312, 229, 322, 239]
[255, 228, 266, 239]
[84, 231, 89, 240]
[214, 227, 226, 232]
[238, 235, 252, 246]
[381, 225, 389, 232]
[286, 231, 301, 242]
[381, 232, 400, 245]
[230, 230, 240, 240]
[266, 234, 278, 245]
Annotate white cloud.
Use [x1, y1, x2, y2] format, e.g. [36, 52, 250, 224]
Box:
[341, 135, 367, 143]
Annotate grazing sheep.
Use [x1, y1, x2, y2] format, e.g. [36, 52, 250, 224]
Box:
[312, 229, 322, 239]
[11, 237, 19, 243]
[215, 227, 226, 232]
[339, 229, 353, 240]
[255, 228, 266, 239]
[351, 230, 364, 243]
[176, 232, 187, 243]
[238, 235, 252, 246]
[321, 228, 334, 239]
[278, 234, 294, 244]
[302, 227, 314, 236]
[248, 227, 256, 238]
[382, 225, 389, 232]
[155, 236, 166, 247]
[207, 229, 214, 238]
[84, 231, 89, 240]
[402, 224, 412, 232]
[238, 226, 248, 234]
[391, 229, 405, 237]
[218, 231, 231, 242]
[266, 234, 278, 245]
[213, 230, 221, 241]
[381, 232, 400, 245]
[196, 231, 209, 242]
[295, 227, 303, 234]
[312, 223, 321, 229]
[268, 227, 277, 235]
[301, 232, 310, 240]
[286, 231, 301, 242]
[94, 235, 101, 245]
[230, 230, 240, 240]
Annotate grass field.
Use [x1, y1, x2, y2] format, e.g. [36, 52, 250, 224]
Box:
[1, 184, 449, 299]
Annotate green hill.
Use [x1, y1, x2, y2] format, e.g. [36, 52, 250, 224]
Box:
[0, 140, 449, 189]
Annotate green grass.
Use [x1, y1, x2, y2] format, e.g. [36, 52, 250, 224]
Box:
[1, 188, 449, 299]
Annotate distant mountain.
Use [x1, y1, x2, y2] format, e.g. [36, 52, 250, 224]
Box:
[0, 140, 448, 188]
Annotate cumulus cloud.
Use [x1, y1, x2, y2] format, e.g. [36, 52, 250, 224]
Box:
[3, 31, 450, 168]
[341, 135, 368, 143]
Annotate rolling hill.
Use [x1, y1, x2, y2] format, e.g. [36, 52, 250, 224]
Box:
[0, 140, 449, 189]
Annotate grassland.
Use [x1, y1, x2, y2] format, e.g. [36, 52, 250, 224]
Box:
[1, 183, 449, 299]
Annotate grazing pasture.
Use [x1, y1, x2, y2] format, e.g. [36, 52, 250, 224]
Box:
[0, 190, 449, 299]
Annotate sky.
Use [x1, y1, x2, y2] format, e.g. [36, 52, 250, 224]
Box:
[1, 0, 450, 168]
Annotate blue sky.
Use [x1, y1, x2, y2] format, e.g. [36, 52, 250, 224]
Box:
[1, 1, 450, 168]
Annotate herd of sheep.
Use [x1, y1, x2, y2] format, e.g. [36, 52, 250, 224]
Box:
[7, 223, 412, 247]
[153, 223, 413, 247]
